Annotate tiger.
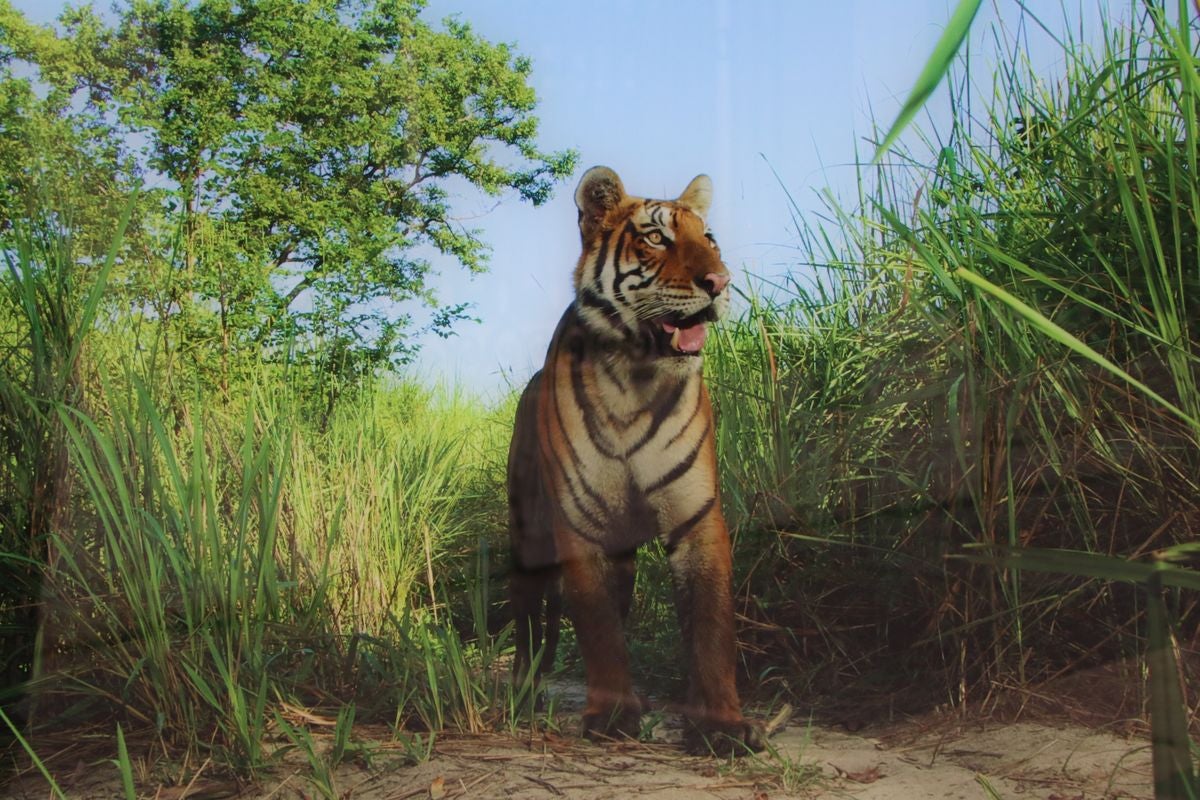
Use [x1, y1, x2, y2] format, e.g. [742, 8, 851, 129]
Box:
[507, 166, 765, 755]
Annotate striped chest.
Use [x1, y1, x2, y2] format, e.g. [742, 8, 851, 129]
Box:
[539, 316, 720, 553]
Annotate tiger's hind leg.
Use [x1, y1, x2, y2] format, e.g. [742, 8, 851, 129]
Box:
[542, 572, 563, 677]
[507, 371, 559, 691]
[614, 549, 637, 622]
[511, 563, 559, 689]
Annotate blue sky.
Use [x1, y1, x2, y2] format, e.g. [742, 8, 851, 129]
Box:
[13, 0, 1109, 396]
[403, 0, 1107, 397]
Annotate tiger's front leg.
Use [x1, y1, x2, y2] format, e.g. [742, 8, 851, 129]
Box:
[668, 510, 766, 756]
[560, 542, 646, 741]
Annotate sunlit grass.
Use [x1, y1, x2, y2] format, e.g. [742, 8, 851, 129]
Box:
[704, 0, 1198, 788]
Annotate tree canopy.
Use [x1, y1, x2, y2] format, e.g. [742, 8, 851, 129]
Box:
[0, 0, 576, 378]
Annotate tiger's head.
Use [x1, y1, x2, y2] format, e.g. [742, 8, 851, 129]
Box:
[572, 166, 731, 360]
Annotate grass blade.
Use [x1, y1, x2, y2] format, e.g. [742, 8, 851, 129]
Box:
[873, 0, 983, 161]
[1145, 574, 1198, 799]
[114, 723, 137, 800]
[0, 707, 68, 800]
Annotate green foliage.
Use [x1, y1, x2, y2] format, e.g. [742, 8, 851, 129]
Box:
[114, 723, 136, 800]
[2, 0, 576, 377]
[0, 4, 574, 769]
[0, 191, 538, 790]
[2, 359, 523, 776]
[745, 737, 822, 794]
[0, 203, 130, 718]
[273, 707, 357, 800]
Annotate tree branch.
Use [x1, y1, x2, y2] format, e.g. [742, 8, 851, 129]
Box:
[282, 276, 311, 308]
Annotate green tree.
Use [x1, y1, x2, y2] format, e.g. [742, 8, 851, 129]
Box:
[4, 0, 575, 377]
[0, 4, 140, 261]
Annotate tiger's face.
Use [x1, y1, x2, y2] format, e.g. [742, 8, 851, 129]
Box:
[572, 167, 732, 359]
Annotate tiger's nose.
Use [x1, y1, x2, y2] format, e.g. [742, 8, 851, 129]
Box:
[698, 271, 731, 297]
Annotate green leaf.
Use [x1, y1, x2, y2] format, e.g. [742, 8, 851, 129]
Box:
[1145, 575, 1199, 798]
[873, 0, 983, 162]
[964, 546, 1200, 592]
[952, 266, 1200, 435]
[114, 723, 136, 800]
[0, 708, 68, 800]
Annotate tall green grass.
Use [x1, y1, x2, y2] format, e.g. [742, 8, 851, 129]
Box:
[31, 372, 520, 767]
[708, 1, 1199, 727]
[0, 207, 531, 785]
[0, 203, 126, 720]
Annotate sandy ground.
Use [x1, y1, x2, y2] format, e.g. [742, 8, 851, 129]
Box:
[6, 692, 1154, 800]
[253, 717, 1151, 800]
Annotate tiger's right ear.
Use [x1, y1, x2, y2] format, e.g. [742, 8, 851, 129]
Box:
[575, 166, 626, 241]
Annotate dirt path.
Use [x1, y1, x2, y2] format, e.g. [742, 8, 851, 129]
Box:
[232, 712, 1150, 800]
[795, 720, 1151, 799]
[4, 689, 1155, 799]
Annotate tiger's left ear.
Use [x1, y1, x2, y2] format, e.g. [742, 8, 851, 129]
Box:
[676, 174, 713, 220]
[576, 166, 627, 243]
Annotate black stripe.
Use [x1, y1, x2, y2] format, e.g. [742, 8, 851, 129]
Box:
[591, 231, 612, 292]
[580, 286, 620, 320]
[569, 351, 622, 459]
[542, 349, 616, 545]
[547, 350, 617, 525]
[612, 223, 640, 303]
[597, 355, 627, 395]
[562, 516, 609, 547]
[627, 377, 689, 456]
[664, 497, 715, 551]
[665, 387, 703, 447]
[613, 268, 642, 306]
[596, 360, 645, 432]
[548, 440, 608, 536]
[645, 417, 710, 494]
[629, 272, 659, 291]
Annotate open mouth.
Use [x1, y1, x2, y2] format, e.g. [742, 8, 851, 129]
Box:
[649, 308, 717, 357]
[660, 320, 707, 355]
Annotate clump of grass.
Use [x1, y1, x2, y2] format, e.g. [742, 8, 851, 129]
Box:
[0, 203, 128, 724]
[25, 372, 522, 770]
[711, 0, 1200, 717]
[0, 205, 521, 782]
[282, 382, 501, 634]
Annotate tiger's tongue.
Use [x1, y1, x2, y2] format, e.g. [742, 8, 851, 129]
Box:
[662, 322, 707, 353]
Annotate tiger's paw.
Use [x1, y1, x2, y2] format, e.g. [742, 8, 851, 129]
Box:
[581, 697, 647, 743]
[683, 717, 766, 757]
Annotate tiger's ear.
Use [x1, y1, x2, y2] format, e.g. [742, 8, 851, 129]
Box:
[575, 166, 626, 240]
[676, 174, 713, 220]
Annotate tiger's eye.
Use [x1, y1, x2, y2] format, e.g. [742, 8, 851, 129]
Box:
[645, 230, 665, 245]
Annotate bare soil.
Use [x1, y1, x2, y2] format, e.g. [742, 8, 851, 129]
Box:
[4, 670, 1156, 800]
[253, 718, 1151, 800]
